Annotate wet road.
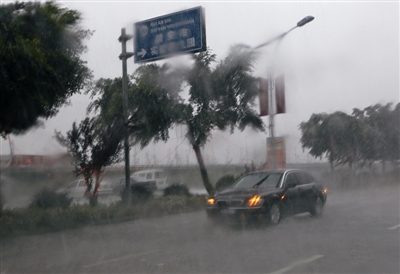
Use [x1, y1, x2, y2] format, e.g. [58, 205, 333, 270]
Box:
[1, 184, 399, 273]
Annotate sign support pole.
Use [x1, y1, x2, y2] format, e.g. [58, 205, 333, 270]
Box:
[119, 28, 134, 202]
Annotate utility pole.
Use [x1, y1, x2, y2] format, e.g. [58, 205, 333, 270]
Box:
[118, 28, 134, 199]
[267, 64, 276, 170]
[243, 16, 315, 170]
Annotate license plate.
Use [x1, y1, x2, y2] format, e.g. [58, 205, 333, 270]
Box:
[221, 208, 236, 215]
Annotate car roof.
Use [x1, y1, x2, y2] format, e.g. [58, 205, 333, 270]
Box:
[245, 169, 307, 175]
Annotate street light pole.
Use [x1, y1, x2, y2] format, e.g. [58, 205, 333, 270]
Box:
[267, 63, 276, 169]
[119, 28, 134, 199]
[243, 16, 314, 170]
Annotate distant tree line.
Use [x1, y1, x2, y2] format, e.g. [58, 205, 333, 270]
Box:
[299, 103, 400, 171]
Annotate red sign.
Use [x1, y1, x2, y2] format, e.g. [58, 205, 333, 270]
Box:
[258, 75, 286, 116]
[259, 77, 269, 116]
[275, 74, 285, 114]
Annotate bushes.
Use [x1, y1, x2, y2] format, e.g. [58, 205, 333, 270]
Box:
[29, 188, 72, 209]
[214, 162, 258, 192]
[163, 184, 191, 197]
[215, 174, 237, 192]
[0, 195, 207, 238]
[0, 184, 207, 238]
[120, 184, 154, 205]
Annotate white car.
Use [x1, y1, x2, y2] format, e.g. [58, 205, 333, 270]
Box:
[131, 169, 169, 190]
[60, 179, 113, 199]
[109, 176, 157, 194]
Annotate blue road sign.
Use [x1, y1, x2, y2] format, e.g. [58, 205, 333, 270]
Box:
[134, 6, 206, 63]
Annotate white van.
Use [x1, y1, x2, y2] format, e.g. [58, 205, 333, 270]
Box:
[131, 169, 168, 190]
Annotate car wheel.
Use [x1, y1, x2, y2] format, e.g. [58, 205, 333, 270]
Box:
[310, 196, 324, 217]
[268, 203, 281, 225]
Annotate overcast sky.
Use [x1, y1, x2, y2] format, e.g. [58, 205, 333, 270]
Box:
[1, 1, 399, 166]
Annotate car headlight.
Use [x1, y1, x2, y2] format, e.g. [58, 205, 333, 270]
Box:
[207, 198, 216, 205]
[247, 195, 264, 207]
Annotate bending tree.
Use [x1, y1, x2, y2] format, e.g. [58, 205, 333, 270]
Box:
[54, 117, 123, 200]
[87, 64, 183, 148]
[87, 47, 264, 196]
[79, 64, 182, 194]
[0, 1, 93, 137]
[181, 46, 264, 195]
[129, 47, 264, 196]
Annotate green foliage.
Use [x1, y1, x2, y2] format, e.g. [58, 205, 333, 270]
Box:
[0, 195, 207, 238]
[0, 1, 93, 137]
[120, 184, 153, 205]
[243, 161, 257, 174]
[182, 47, 265, 196]
[129, 63, 184, 147]
[29, 188, 72, 209]
[86, 47, 265, 197]
[87, 64, 183, 149]
[184, 47, 263, 149]
[300, 103, 400, 170]
[163, 184, 191, 197]
[215, 162, 257, 192]
[0, 191, 3, 213]
[54, 117, 123, 198]
[88, 195, 98, 207]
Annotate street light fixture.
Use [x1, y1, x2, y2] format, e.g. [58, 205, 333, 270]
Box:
[239, 16, 314, 170]
[297, 16, 315, 27]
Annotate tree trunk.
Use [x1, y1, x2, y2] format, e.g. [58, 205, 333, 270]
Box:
[84, 176, 92, 197]
[92, 167, 105, 198]
[192, 144, 214, 196]
[329, 154, 334, 172]
[93, 174, 100, 197]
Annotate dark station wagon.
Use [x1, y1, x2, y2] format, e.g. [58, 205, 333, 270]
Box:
[206, 169, 328, 226]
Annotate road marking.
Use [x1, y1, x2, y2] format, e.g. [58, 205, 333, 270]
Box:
[388, 224, 400, 230]
[82, 250, 162, 268]
[269, 255, 324, 274]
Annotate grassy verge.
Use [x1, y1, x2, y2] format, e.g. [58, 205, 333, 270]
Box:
[0, 195, 207, 238]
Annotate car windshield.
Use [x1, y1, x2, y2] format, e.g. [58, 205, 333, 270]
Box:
[232, 173, 282, 189]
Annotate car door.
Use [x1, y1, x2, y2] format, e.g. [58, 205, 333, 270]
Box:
[282, 172, 302, 215]
[68, 180, 85, 198]
[294, 171, 314, 213]
[154, 171, 167, 190]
